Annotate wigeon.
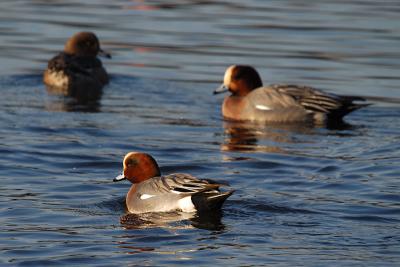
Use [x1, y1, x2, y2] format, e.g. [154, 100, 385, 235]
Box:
[114, 152, 234, 214]
[43, 32, 110, 98]
[214, 65, 369, 124]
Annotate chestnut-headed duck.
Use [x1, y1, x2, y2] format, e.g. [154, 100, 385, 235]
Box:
[214, 65, 369, 124]
[43, 32, 110, 98]
[114, 152, 234, 214]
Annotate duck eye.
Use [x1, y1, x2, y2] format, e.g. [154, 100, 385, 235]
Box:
[126, 159, 136, 167]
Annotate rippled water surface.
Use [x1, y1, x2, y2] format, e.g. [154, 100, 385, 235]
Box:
[1, 0, 400, 266]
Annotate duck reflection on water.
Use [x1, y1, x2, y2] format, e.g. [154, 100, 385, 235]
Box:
[44, 90, 102, 112]
[119, 210, 225, 231]
[221, 120, 315, 153]
[221, 118, 359, 155]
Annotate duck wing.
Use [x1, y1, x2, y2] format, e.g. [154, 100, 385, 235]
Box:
[128, 174, 233, 213]
[244, 84, 368, 122]
[271, 84, 343, 113]
[47, 52, 103, 76]
[272, 84, 369, 119]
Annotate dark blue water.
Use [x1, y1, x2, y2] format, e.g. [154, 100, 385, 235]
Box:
[1, 0, 399, 266]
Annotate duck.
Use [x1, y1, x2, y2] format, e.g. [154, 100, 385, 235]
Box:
[114, 152, 234, 214]
[43, 32, 110, 99]
[214, 65, 369, 124]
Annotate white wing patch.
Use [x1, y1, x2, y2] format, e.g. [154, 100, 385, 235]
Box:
[255, 104, 271, 111]
[140, 194, 155, 200]
[178, 196, 196, 212]
[171, 190, 183, 194]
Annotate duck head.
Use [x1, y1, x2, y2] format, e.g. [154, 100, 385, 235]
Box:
[214, 65, 263, 97]
[64, 31, 111, 58]
[114, 152, 161, 183]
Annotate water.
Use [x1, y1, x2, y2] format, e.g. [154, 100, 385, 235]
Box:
[0, 0, 399, 266]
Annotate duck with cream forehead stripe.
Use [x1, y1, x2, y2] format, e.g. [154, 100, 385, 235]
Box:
[114, 152, 234, 214]
[214, 65, 369, 125]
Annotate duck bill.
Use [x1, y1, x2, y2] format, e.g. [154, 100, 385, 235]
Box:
[213, 84, 229, 95]
[99, 49, 112, 59]
[113, 173, 126, 182]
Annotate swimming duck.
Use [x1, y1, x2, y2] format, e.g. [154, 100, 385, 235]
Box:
[214, 65, 369, 124]
[114, 152, 234, 214]
[43, 32, 110, 98]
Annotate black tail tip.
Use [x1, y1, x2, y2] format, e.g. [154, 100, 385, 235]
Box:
[192, 190, 235, 212]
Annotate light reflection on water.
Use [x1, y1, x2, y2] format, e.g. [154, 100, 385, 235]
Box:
[0, 0, 400, 266]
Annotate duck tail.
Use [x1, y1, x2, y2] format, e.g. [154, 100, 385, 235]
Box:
[191, 190, 234, 212]
[329, 95, 371, 120]
[348, 102, 371, 112]
[340, 102, 371, 117]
